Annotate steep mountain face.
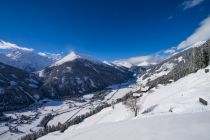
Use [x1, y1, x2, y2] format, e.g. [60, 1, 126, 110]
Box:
[0, 40, 61, 72]
[0, 62, 42, 111]
[139, 40, 210, 89]
[39, 52, 133, 98]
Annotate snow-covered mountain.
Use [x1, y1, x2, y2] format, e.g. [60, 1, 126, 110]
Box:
[1, 39, 210, 140]
[39, 51, 132, 98]
[0, 40, 62, 72]
[36, 40, 210, 140]
[0, 62, 42, 111]
[138, 39, 210, 90]
[52, 51, 99, 67]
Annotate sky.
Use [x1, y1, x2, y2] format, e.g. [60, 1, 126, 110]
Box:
[0, 0, 210, 61]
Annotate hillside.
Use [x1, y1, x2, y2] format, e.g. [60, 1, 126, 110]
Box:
[39, 65, 210, 140]
[0, 62, 42, 111]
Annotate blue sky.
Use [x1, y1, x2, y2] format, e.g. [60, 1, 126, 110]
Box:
[0, 0, 210, 60]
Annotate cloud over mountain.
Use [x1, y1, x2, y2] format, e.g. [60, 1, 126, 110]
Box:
[112, 54, 165, 68]
[177, 16, 210, 50]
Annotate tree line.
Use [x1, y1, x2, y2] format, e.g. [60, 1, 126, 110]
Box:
[19, 103, 111, 140]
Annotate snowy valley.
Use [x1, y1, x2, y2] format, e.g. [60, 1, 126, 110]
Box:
[1, 1, 210, 139]
[0, 40, 210, 140]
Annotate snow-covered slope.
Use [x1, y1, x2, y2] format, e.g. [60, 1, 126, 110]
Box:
[0, 40, 62, 72]
[39, 111, 210, 140]
[138, 40, 210, 90]
[53, 51, 80, 66]
[141, 66, 210, 115]
[38, 64, 210, 140]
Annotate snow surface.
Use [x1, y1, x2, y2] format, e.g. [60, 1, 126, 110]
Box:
[141, 66, 210, 115]
[182, 41, 207, 51]
[39, 111, 210, 140]
[1, 62, 210, 140]
[52, 51, 101, 66]
[53, 52, 81, 66]
[83, 94, 94, 99]
[176, 56, 185, 63]
[39, 66, 210, 140]
[139, 62, 175, 86]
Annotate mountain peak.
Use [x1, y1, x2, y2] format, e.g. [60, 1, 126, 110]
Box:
[52, 51, 102, 67]
[53, 51, 85, 66]
[68, 51, 81, 59]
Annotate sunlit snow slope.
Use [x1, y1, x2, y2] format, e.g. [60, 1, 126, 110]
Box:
[39, 66, 210, 140]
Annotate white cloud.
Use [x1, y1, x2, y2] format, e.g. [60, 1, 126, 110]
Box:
[181, 0, 205, 11]
[164, 48, 176, 54]
[113, 54, 165, 68]
[0, 40, 33, 51]
[38, 52, 47, 56]
[177, 16, 210, 50]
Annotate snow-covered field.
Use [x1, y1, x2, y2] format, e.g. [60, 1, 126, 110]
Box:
[39, 66, 210, 140]
[39, 111, 210, 140]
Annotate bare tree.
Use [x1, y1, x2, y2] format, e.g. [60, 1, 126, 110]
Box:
[123, 96, 140, 117]
[111, 100, 115, 110]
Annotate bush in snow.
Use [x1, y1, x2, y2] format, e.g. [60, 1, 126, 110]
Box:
[205, 69, 209, 73]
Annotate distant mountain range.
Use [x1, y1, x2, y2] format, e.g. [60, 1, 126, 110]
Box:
[0, 44, 132, 111]
[0, 40, 62, 72]
[0, 39, 209, 111]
